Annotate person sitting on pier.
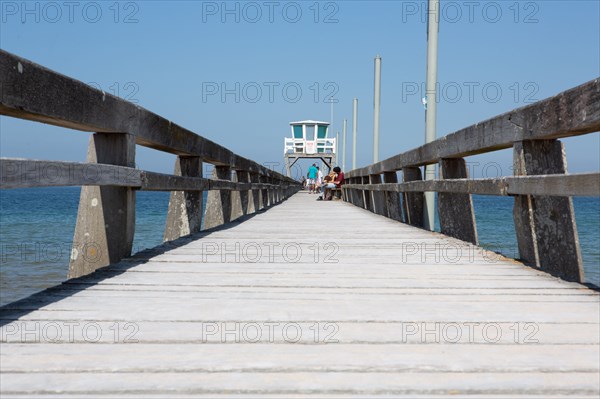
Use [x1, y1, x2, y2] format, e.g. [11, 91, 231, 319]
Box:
[316, 171, 336, 200]
[323, 167, 344, 201]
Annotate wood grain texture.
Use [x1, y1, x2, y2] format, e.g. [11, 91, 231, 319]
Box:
[1, 193, 598, 397]
[512, 140, 584, 282]
[203, 166, 233, 229]
[346, 78, 600, 178]
[369, 174, 387, 216]
[69, 133, 136, 279]
[0, 50, 297, 185]
[402, 167, 424, 227]
[0, 158, 141, 188]
[163, 156, 203, 242]
[341, 172, 600, 197]
[437, 158, 478, 245]
[383, 171, 402, 221]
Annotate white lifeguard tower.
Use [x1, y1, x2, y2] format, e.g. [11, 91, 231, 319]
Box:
[283, 120, 336, 177]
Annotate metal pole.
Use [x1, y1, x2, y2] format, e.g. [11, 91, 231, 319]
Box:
[336, 131, 340, 166]
[424, 0, 439, 231]
[352, 98, 358, 170]
[373, 55, 382, 163]
[342, 119, 347, 172]
[330, 97, 334, 135]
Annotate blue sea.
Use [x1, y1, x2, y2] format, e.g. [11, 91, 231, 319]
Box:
[1, 187, 599, 306]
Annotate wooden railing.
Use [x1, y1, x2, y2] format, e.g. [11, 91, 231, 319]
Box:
[0, 50, 301, 279]
[343, 79, 600, 283]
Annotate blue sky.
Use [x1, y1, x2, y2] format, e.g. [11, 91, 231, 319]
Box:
[1, 0, 599, 178]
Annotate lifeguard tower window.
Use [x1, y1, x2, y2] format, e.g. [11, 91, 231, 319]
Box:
[293, 125, 303, 153]
[306, 125, 315, 141]
[317, 125, 327, 153]
[293, 126, 303, 139]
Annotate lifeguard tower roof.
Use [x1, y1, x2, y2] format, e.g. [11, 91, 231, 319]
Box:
[289, 120, 330, 126]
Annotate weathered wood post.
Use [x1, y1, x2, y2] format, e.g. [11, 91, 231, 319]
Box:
[230, 170, 246, 220]
[275, 177, 282, 203]
[402, 167, 424, 227]
[260, 174, 268, 209]
[437, 158, 478, 244]
[204, 166, 232, 229]
[266, 175, 274, 206]
[353, 177, 365, 208]
[513, 140, 583, 282]
[369, 174, 387, 216]
[343, 176, 352, 204]
[383, 171, 402, 221]
[163, 156, 203, 242]
[249, 172, 260, 213]
[69, 133, 136, 278]
[237, 170, 250, 215]
[362, 176, 372, 211]
[273, 176, 279, 204]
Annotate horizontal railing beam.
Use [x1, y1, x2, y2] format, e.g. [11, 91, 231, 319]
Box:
[1, 158, 296, 191]
[346, 79, 600, 177]
[140, 171, 209, 191]
[0, 158, 141, 189]
[343, 172, 600, 197]
[0, 50, 295, 183]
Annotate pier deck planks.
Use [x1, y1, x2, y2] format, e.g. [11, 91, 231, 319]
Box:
[1, 192, 599, 398]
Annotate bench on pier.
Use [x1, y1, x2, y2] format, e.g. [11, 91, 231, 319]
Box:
[331, 187, 344, 200]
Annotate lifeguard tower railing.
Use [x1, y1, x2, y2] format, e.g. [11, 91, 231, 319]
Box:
[284, 137, 336, 154]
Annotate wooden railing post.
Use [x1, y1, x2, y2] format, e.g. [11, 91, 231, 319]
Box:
[353, 177, 365, 208]
[273, 177, 280, 204]
[204, 166, 232, 229]
[282, 180, 289, 200]
[163, 156, 203, 242]
[343, 177, 352, 204]
[230, 170, 248, 220]
[239, 170, 251, 214]
[249, 172, 260, 213]
[362, 176, 372, 211]
[369, 174, 387, 216]
[402, 167, 424, 227]
[275, 177, 282, 203]
[513, 140, 583, 282]
[69, 133, 136, 278]
[438, 158, 478, 244]
[259, 174, 268, 209]
[383, 171, 402, 221]
[268, 176, 274, 205]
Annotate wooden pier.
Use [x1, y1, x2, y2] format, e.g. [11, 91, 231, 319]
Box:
[2, 192, 599, 397]
[1, 50, 599, 397]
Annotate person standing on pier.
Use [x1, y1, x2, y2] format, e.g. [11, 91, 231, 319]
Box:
[307, 163, 318, 193]
[316, 167, 323, 193]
